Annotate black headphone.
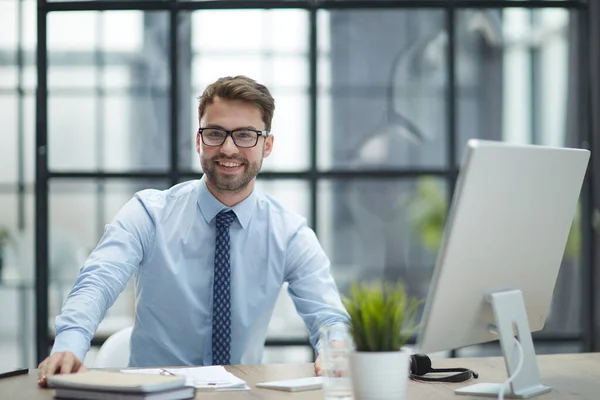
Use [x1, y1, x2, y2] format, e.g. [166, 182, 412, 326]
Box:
[409, 354, 479, 383]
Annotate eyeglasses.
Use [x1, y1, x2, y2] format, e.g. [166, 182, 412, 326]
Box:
[198, 127, 270, 148]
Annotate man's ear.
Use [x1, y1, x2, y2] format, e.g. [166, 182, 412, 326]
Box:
[263, 135, 274, 158]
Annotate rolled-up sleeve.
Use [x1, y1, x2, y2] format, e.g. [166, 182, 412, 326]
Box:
[51, 194, 156, 362]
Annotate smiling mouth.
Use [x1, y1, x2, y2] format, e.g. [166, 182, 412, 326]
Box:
[217, 160, 243, 168]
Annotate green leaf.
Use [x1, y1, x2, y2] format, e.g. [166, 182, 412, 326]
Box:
[343, 280, 422, 352]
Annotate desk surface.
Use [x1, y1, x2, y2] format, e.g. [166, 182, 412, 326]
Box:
[1, 353, 599, 399]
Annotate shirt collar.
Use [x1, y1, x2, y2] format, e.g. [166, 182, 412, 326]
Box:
[196, 176, 256, 229]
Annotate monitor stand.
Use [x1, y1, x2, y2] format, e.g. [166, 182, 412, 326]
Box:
[455, 290, 552, 398]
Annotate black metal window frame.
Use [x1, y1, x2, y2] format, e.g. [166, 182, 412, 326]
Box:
[34, 0, 593, 363]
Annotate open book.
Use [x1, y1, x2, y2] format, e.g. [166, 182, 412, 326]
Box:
[121, 366, 249, 391]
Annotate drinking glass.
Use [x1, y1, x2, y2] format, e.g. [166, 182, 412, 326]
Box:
[319, 324, 354, 400]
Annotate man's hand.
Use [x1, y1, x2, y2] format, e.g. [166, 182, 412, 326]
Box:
[37, 351, 87, 387]
[314, 354, 322, 376]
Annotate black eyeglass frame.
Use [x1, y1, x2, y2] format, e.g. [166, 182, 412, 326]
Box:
[198, 127, 270, 148]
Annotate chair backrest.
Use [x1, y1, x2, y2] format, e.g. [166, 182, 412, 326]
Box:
[94, 326, 133, 368]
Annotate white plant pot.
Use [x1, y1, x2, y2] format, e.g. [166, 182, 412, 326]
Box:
[349, 349, 411, 400]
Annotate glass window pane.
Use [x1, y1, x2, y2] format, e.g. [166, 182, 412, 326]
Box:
[102, 66, 133, 89]
[0, 0, 38, 56]
[22, 1, 37, 52]
[106, 94, 170, 171]
[48, 94, 170, 172]
[0, 189, 36, 369]
[102, 12, 144, 52]
[318, 86, 333, 170]
[103, 96, 134, 171]
[269, 10, 308, 53]
[49, 67, 97, 89]
[0, 95, 18, 183]
[0, 67, 18, 89]
[271, 56, 309, 88]
[536, 9, 572, 147]
[317, 10, 447, 170]
[0, 190, 37, 282]
[0, 193, 18, 245]
[0, 1, 17, 50]
[318, 10, 331, 55]
[263, 92, 309, 172]
[22, 66, 37, 91]
[192, 10, 307, 53]
[192, 10, 264, 52]
[23, 94, 35, 184]
[48, 95, 97, 170]
[192, 56, 263, 89]
[0, 284, 35, 369]
[456, 8, 575, 162]
[318, 177, 447, 308]
[48, 12, 98, 51]
[48, 180, 170, 348]
[47, 11, 170, 172]
[48, 11, 142, 52]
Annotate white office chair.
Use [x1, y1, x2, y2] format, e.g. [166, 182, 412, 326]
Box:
[94, 326, 133, 368]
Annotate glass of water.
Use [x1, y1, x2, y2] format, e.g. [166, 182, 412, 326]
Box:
[319, 324, 354, 400]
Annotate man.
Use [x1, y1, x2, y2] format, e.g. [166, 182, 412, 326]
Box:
[37, 75, 349, 386]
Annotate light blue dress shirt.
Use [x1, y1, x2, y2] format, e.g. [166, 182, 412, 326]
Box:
[52, 177, 349, 366]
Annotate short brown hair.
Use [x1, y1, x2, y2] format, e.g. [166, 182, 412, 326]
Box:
[198, 76, 275, 131]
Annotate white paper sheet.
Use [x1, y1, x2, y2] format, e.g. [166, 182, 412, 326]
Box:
[121, 366, 249, 391]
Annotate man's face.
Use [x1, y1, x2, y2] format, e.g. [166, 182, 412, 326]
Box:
[196, 97, 273, 194]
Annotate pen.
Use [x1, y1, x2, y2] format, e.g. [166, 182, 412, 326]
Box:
[159, 369, 228, 391]
[160, 369, 216, 391]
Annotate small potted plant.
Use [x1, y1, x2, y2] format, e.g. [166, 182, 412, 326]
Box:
[342, 281, 421, 400]
[0, 226, 11, 282]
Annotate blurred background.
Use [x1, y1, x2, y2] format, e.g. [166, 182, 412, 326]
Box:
[1, 0, 599, 370]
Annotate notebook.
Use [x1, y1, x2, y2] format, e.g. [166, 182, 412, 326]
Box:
[47, 370, 186, 393]
[255, 376, 324, 392]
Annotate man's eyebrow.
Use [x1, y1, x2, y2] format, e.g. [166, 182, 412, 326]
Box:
[203, 124, 260, 130]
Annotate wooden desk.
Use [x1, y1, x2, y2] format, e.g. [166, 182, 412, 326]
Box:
[1, 353, 599, 399]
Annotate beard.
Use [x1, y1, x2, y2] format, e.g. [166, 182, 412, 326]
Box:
[200, 152, 263, 194]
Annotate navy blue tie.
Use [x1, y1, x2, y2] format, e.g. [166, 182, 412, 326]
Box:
[212, 210, 236, 365]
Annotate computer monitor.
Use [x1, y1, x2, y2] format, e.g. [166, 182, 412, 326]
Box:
[416, 139, 590, 398]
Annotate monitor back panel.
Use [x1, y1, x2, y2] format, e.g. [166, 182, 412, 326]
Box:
[417, 140, 589, 354]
